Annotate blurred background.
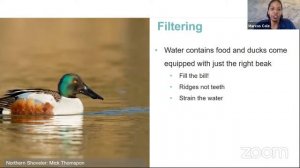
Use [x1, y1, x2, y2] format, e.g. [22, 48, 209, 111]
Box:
[248, 0, 300, 28]
[0, 19, 149, 166]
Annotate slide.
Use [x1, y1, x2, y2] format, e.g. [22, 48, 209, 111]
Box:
[0, 0, 299, 167]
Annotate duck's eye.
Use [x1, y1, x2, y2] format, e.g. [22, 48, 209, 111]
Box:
[73, 80, 78, 84]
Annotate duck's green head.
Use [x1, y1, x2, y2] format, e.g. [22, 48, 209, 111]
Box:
[58, 73, 104, 100]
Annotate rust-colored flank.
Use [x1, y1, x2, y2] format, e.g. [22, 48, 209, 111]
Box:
[10, 99, 54, 115]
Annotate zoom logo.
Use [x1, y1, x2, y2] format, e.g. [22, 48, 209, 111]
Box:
[240, 147, 288, 159]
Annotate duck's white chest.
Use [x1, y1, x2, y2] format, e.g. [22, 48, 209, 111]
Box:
[54, 97, 84, 115]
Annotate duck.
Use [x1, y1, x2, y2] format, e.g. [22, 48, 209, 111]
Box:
[0, 73, 103, 115]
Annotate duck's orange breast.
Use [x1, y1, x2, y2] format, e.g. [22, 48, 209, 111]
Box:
[10, 99, 54, 115]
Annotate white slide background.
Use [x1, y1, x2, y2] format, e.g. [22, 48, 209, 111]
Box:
[150, 18, 299, 167]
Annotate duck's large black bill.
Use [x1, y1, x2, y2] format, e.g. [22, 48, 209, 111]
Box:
[80, 84, 104, 100]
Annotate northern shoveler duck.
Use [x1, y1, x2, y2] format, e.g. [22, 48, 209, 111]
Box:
[0, 73, 103, 115]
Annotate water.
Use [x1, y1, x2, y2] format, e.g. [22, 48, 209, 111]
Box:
[0, 19, 149, 166]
